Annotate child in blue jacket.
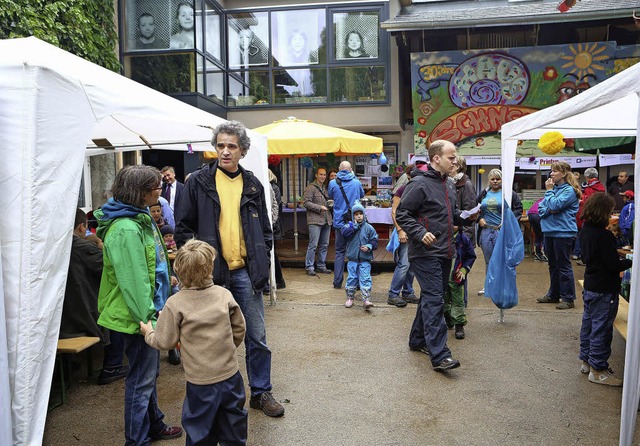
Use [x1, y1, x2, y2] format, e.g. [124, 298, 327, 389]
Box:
[618, 190, 634, 242]
[341, 201, 378, 309]
[444, 227, 477, 340]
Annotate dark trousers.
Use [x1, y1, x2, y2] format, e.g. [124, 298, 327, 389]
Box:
[579, 290, 619, 371]
[182, 372, 247, 446]
[408, 256, 453, 366]
[544, 236, 576, 302]
[102, 329, 124, 369]
[528, 214, 544, 253]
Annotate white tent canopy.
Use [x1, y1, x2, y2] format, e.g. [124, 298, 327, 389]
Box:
[0, 37, 270, 445]
[501, 61, 640, 446]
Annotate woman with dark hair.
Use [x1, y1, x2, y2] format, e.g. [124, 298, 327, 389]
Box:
[344, 30, 369, 58]
[578, 192, 631, 386]
[537, 161, 582, 310]
[95, 165, 182, 445]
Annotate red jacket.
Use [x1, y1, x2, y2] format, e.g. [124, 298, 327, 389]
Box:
[577, 179, 605, 228]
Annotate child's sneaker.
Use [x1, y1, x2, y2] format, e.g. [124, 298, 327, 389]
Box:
[363, 299, 373, 310]
[345, 298, 354, 308]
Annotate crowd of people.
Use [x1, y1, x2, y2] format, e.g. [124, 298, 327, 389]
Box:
[61, 120, 635, 443]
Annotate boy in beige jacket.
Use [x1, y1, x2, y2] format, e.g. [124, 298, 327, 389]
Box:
[140, 239, 247, 445]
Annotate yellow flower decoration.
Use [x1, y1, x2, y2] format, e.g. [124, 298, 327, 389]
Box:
[478, 168, 485, 174]
[538, 131, 565, 155]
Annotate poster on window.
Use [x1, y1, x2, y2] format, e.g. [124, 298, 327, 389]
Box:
[124, 0, 197, 51]
[228, 12, 269, 68]
[271, 9, 323, 66]
[333, 11, 379, 60]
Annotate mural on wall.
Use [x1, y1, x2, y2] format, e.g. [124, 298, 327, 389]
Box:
[410, 42, 618, 157]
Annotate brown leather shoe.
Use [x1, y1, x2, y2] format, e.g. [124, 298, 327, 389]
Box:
[150, 425, 183, 440]
[249, 392, 285, 417]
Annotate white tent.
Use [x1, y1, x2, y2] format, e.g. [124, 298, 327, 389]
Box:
[0, 37, 270, 445]
[501, 61, 640, 446]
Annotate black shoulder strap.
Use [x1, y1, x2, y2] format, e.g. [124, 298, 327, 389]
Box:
[336, 178, 350, 206]
[312, 183, 329, 200]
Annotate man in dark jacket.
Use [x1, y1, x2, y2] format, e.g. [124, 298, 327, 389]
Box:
[175, 121, 284, 418]
[396, 140, 476, 372]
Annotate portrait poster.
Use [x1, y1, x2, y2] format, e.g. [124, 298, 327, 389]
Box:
[408, 42, 632, 158]
[169, 0, 195, 50]
[333, 11, 379, 60]
[228, 12, 269, 68]
[125, 0, 172, 52]
[271, 9, 323, 66]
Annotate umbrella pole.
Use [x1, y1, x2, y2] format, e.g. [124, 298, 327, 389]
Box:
[293, 159, 299, 252]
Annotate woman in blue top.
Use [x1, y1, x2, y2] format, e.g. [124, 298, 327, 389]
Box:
[536, 161, 582, 310]
[476, 168, 522, 295]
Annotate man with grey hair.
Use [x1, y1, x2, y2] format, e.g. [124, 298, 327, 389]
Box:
[328, 160, 364, 289]
[573, 167, 605, 263]
[175, 121, 285, 417]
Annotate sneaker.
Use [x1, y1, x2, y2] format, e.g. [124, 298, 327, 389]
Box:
[576, 259, 586, 266]
[540, 254, 549, 262]
[387, 296, 408, 307]
[588, 369, 623, 387]
[249, 392, 285, 417]
[454, 324, 465, 340]
[168, 348, 181, 365]
[580, 361, 590, 374]
[533, 253, 543, 261]
[556, 301, 575, 310]
[433, 357, 461, 371]
[402, 294, 420, 304]
[409, 344, 430, 355]
[97, 365, 128, 385]
[316, 267, 332, 274]
[477, 288, 484, 296]
[537, 295, 560, 303]
[571, 255, 579, 260]
[306, 269, 316, 276]
[150, 425, 183, 440]
[363, 299, 373, 310]
[276, 281, 286, 289]
[345, 298, 354, 308]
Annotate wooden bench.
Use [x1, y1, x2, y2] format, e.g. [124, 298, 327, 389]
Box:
[51, 336, 100, 409]
[578, 280, 628, 340]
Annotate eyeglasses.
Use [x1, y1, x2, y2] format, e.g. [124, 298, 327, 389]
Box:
[216, 142, 240, 150]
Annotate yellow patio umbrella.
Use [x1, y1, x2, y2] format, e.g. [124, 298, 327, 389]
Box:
[253, 117, 383, 251]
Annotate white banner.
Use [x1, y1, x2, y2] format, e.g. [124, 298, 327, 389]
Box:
[465, 155, 501, 166]
[516, 155, 597, 170]
[599, 153, 635, 167]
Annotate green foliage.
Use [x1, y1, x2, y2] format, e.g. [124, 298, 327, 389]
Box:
[0, 0, 120, 72]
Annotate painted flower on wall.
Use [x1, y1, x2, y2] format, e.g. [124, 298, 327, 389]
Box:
[543, 66, 558, 81]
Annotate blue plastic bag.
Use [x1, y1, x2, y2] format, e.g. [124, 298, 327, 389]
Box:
[484, 201, 525, 309]
[386, 227, 400, 254]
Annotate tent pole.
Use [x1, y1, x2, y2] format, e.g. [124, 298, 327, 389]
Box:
[293, 158, 299, 252]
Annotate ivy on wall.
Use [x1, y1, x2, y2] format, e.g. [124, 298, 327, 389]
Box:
[0, 0, 120, 72]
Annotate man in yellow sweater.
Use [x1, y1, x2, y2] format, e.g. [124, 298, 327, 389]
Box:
[175, 121, 284, 417]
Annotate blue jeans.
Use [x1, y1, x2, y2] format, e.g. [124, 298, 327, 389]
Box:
[579, 290, 619, 371]
[305, 224, 331, 271]
[573, 232, 582, 257]
[544, 236, 576, 302]
[333, 228, 348, 288]
[183, 372, 247, 446]
[227, 267, 272, 396]
[345, 261, 372, 298]
[408, 256, 453, 366]
[121, 332, 166, 446]
[103, 329, 125, 369]
[388, 242, 415, 298]
[479, 227, 499, 273]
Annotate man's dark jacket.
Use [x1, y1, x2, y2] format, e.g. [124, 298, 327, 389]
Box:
[175, 162, 273, 291]
[396, 165, 469, 260]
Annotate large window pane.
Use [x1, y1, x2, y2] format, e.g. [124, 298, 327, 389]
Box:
[129, 54, 195, 93]
[271, 9, 325, 67]
[196, 54, 205, 94]
[274, 68, 327, 104]
[330, 66, 386, 102]
[124, 0, 171, 52]
[205, 2, 222, 61]
[333, 11, 380, 60]
[228, 71, 270, 106]
[169, 0, 195, 49]
[228, 12, 269, 69]
[195, 0, 204, 52]
[206, 61, 224, 104]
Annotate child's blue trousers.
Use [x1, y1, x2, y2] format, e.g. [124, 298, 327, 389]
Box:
[345, 260, 372, 299]
[579, 290, 619, 371]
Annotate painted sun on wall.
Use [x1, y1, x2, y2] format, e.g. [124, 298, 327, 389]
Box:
[410, 42, 617, 156]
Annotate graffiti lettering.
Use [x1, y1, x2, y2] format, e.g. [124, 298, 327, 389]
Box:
[428, 105, 539, 145]
[419, 64, 456, 81]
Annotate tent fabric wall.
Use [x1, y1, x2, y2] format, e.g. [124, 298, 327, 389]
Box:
[0, 37, 270, 445]
[500, 61, 640, 446]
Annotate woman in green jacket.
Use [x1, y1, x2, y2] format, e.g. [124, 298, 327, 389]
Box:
[95, 165, 182, 445]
